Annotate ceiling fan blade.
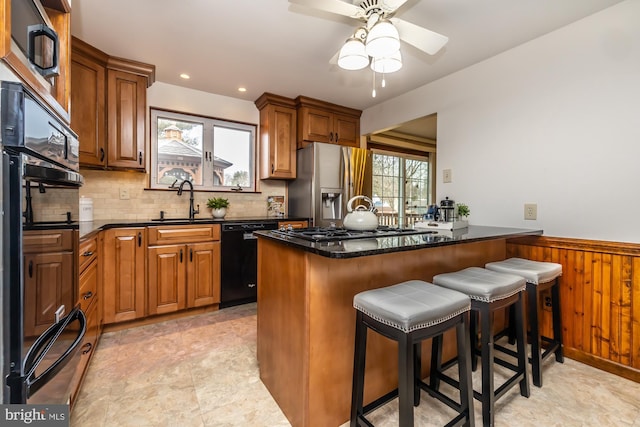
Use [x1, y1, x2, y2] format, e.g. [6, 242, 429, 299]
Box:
[381, 0, 410, 15]
[390, 17, 448, 55]
[288, 0, 363, 19]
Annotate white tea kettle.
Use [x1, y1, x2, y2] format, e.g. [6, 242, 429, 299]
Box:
[343, 195, 379, 231]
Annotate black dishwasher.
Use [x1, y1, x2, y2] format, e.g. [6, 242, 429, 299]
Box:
[220, 222, 278, 307]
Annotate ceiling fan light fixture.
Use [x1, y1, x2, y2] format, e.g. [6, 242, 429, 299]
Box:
[365, 18, 400, 58]
[371, 50, 402, 74]
[338, 37, 369, 70]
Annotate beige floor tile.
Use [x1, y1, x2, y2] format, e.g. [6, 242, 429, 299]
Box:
[72, 303, 640, 427]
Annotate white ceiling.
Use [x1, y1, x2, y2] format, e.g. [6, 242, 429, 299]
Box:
[71, 0, 622, 113]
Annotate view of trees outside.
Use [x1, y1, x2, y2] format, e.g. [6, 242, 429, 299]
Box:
[372, 153, 431, 225]
[214, 127, 252, 188]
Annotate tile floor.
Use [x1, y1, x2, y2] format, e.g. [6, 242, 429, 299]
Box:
[72, 303, 640, 426]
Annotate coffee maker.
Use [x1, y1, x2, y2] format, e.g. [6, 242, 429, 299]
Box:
[439, 197, 456, 222]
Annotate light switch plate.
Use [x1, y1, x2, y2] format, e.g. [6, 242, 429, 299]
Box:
[524, 203, 537, 220]
[443, 169, 452, 183]
[119, 188, 130, 200]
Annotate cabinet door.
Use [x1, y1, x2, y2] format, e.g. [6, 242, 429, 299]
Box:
[186, 241, 221, 307]
[299, 107, 333, 144]
[71, 53, 106, 167]
[107, 69, 146, 170]
[148, 245, 187, 315]
[333, 113, 360, 147]
[23, 252, 74, 337]
[103, 228, 146, 323]
[261, 105, 297, 179]
[70, 297, 99, 406]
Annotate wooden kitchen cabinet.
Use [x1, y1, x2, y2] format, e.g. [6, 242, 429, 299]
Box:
[71, 37, 155, 171]
[22, 229, 74, 337]
[255, 93, 297, 179]
[70, 232, 101, 408]
[103, 228, 146, 324]
[147, 225, 221, 315]
[295, 96, 361, 148]
[0, 0, 72, 122]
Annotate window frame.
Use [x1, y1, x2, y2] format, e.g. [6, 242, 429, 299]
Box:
[149, 107, 257, 192]
[371, 148, 433, 228]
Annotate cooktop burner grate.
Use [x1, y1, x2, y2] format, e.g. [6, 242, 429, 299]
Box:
[271, 226, 436, 242]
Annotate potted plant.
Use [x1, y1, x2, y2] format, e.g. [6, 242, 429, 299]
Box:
[207, 197, 229, 219]
[456, 203, 470, 219]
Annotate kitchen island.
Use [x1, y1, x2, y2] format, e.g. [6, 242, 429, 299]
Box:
[255, 225, 542, 427]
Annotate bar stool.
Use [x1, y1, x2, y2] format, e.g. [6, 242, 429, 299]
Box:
[432, 267, 530, 427]
[350, 280, 475, 427]
[485, 257, 563, 387]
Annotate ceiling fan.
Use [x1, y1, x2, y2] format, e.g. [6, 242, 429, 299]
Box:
[289, 0, 449, 64]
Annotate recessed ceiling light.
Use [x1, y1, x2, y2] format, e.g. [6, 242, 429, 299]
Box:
[180, 73, 190, 79]
[238, 87, 247, 92]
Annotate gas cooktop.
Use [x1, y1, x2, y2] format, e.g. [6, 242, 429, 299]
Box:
[270, 226, 437, 242]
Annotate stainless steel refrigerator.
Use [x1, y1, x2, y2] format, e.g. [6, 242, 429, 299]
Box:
[288, 142, 371, 228]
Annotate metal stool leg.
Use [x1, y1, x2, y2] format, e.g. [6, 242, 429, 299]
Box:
[480, 304, 495, 427]
[515, 294, 531, 397]
[527, 283, 543, 387]
[551, 279, 564, 363]
[350, 312, 367, 427]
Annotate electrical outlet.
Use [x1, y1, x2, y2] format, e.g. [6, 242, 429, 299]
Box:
[443, 169, 452, 183]
[524, 203, 537, 220]
[119, 188, 130, 200]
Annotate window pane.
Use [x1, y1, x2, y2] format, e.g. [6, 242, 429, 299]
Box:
[213, 126, 253, 188]
[156, 116, 204, 186]
[405, 159, 430, 217]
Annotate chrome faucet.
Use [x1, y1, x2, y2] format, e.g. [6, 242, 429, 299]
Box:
[176, 180, 199, 220]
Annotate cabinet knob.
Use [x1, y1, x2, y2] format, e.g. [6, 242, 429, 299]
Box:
[82, 251, 94, 257]
[180, 249, 183, 263]
[99, 148, 105, 162]
[138, 152, 143, 165]
[137, 232, 142, 247]
[330, 132, 334, 142]
[271, 163, 274, 174]
[83, 291, 93, 300]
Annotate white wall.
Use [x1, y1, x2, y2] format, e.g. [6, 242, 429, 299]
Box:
[148, 81, 259, 124]
[361, 0, 640, 243]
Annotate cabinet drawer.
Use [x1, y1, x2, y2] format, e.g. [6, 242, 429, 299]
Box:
[71, 300, 99, 405]
[78, 260, 98, 313]
[79, 236, 98, 273]
[148, 224, 220, 245]
[23, 229, 73, 253]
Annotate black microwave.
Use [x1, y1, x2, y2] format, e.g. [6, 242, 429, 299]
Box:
[11, 0, 60, 78]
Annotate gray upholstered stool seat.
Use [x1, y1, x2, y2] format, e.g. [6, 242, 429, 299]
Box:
[432, 267, 530, 427]
[485, 258, 564, 387]
[432, 267, 526, 302]
[350, 280, 475, 427]
[485, 257, 561, 284]
[353, 280, 472, 332]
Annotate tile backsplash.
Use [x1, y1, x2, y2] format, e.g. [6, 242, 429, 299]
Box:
[79, 169, 287, 221]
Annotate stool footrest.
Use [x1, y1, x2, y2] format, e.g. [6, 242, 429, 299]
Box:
[420, 378, 463, 413]
[362, 389, 398, 416]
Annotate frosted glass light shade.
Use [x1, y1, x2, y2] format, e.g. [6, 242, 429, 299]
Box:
[371, 50, 402, 74]
[338, 38, 369, 70]
[365, 19, 400, 58]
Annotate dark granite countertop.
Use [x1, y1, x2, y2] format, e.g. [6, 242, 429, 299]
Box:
[78, 216, 307, 240]
[254, 225, 543, 259]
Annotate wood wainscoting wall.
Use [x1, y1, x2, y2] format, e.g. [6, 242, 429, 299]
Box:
[506, 236, 640, 383]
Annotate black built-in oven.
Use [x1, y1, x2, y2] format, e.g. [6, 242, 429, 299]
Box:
[1, 81, 85, 405]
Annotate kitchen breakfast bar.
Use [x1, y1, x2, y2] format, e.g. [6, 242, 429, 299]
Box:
[255, 225, 542, 427]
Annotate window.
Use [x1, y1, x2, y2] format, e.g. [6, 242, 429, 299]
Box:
[150, 108, 256, 191]
[372, 151, 432, 227]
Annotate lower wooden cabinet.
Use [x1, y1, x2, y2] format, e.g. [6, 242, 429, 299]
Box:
[103, 228, 146, 323]
[147, 225, 221, 315]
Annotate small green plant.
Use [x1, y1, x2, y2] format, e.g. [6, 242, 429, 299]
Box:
[457, 203, 470, 218]
[206, 197, 229, 209]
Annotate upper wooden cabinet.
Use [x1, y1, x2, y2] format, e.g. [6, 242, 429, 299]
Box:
[0, 0, 72, 122]
[295, 96, 361, 148]
[255, 93, 297, 180]
[71, 37, 154, 171]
